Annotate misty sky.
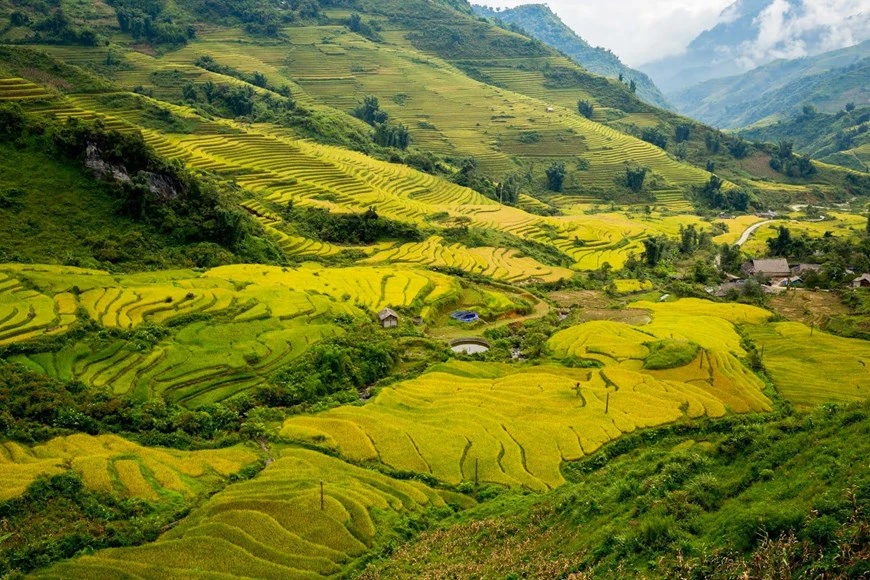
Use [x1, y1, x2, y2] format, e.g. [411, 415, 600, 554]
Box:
[481, 0, 735, 66]
[480, 0, 869, 68]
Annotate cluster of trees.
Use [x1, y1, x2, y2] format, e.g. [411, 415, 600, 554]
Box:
[769, 140, 817, 178]
[111, 0, 193, 45]
[0, 359, 253, 446]
[452, 158, 524, 206]
[352, 96, 411, 150]
[10, 7, 101, 46]
[764, 224, 870, 289]
[0, 104, 272, 262]
[185, 0, 321, 36]
[347, 13, 381, 41]
[641, 127, 668, 149]
[694, 175, 752, 212]
[674, 124, 691, 144]
[284, 205, 423, 245]
[257, 325, 399, 407]
[194, 56, 293, 97]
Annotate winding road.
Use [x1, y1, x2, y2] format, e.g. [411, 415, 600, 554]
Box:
[735, 220, 775, 247]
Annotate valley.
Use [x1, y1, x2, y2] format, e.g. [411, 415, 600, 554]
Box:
[0, 0, 868, 578]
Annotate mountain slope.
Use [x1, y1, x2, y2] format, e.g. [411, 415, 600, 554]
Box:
[472, 4, 671, 110]
[740, 105, 870, 172]
[671, 41, 870, 129]
[641, 0, 870, 94]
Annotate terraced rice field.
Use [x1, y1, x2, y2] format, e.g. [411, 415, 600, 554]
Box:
[280, 350, 771, 492]
[3, 263, 501, 405]
[745, 322, 870, 408]
[0, 272, 76, 346]
[0, 77, 54, 101]
[362, 236, 573, 283]
[37, 447, 471, 580]
[0, 434, 258, 502]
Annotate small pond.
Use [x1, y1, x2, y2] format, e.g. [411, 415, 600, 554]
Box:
[449, 338, 491, 354]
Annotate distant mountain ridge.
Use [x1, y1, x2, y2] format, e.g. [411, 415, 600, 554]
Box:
[670, 41, 870, 130]
[472, 3, 671, 110]
[641, 0, 870, 94]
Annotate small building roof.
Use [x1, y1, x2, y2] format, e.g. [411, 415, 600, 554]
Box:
[749, 258, 790, 275]
[854, 274, 870, 283]
[378, 308, 399, 321]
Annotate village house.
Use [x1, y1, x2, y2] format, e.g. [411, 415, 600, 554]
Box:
[853, 274, 870, 289]
[378, 308, 399, 328]
[741, 258, 791, 279]
[791, 263, 822, 276]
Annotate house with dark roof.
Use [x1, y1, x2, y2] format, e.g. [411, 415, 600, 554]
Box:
[378, 308, 399, 328]
[853, 274, 870, 289]
[741, 258, 791, 279]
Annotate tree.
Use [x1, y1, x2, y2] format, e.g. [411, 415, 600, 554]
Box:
[496, 174, 521, 205]
[642, 236, 670, 267]
[767, 226, 793, 256]
[846, 102, 856, 112]
[625, 166, 647, 191]
[706, 160, 715, 173]
[866, 213, 870, 236]
[675, 124, 691, 143]
[618, 73, 624, 82]
[705, 132, 721, 153]
[577, 100, 594, 120]
[629, 80, 637, 93]
[718, 243, 742, 273]
[352, 96, 388, 126]
[546, 162, 566, 192]
[641, 127, 668, 149]
[679, 224, 700, 255]
[727, 138, 749, 159]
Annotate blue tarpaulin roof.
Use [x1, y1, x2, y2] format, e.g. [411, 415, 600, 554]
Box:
[450, 311, 480, 323]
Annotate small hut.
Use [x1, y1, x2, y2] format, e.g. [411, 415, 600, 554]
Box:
[378, 308, 399, 328]
[852, 274, 870, 289]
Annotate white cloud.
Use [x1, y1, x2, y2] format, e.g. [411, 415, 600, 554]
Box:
[479, 0, 869, 68]
[478, 0, 733, 66]
[733, 0, 870, 68]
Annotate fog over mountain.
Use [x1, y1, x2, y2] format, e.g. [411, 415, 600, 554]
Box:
[641, 0, 870, 93]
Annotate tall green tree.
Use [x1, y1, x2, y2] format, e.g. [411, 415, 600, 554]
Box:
[546, 162, 566, 192]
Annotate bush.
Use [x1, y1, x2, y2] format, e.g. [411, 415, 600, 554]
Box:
[643, 340, 701, 370]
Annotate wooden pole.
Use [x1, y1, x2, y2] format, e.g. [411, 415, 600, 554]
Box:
[811, 324, 815, 337]
[320, 481, 324, 511]
[605, 392, 610, 414]
[474, 458, 479, 486]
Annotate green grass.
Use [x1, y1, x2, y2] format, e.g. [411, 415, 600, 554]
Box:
[643, 339, 701, 370]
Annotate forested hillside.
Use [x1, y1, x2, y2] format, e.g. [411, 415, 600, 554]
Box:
[741, 104, 870, 173]
[472, 3, 671, 109]
[0, 0, 868, 577]
[671, 41, 870, 130]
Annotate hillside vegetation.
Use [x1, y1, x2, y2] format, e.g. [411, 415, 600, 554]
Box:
[741, 104, 870, 173]
[671, 41, 870, 130]
[0, 0, 869, 577]
[472, 4, 671, 109]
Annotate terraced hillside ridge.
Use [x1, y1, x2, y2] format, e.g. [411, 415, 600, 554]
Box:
[21, 5, 721, 192]
[4, 263, 525, 406]
[0, 433, 259, 502]
[36, 447, 473, 580]
[280, 300, 775, 492]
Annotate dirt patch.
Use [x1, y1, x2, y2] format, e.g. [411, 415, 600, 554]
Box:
[549, 289, 612, 309]
[579, 308, 651, 326]
[770, 290, 850, 326]
[739, 152, 781, 181]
